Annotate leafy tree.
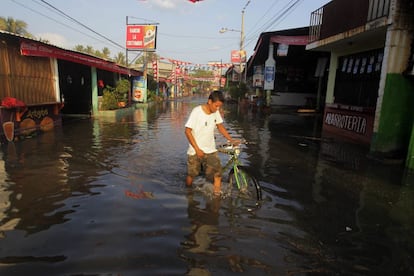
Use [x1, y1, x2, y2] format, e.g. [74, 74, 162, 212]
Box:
[73, 45, 86, 52]
[134, 51, 158, 65]
[189, 69, 214, 92]
[85, 46, 94, 55]
[191, 69, 214, 78]
[38, 38, 50, 43]
[0, 16, 31, 37]
[101, 79, 130, 110]
[74, 45, 112, 60]
[101, 47, 111, 60]
[113, 52, 126, 66]
[228, 82, 248, 100]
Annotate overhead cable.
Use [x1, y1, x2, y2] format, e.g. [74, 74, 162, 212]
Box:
[39, 0, 125, 50]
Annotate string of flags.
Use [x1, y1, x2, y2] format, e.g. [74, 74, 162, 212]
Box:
[150, 56, 234, 83]
[165, 65, 218, 84]
[159, 57, 233, 70]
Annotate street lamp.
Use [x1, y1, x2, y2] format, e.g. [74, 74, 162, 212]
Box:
[219, 27, 241, 33]
[219, 0, 250, 83]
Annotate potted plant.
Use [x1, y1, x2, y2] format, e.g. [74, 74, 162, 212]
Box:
[114, 79, 130, 107]
[101, 86, 118, 110]
[101, 79, 131, 110]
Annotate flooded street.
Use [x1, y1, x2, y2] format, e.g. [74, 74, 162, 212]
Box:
[1, 96, 413, 275]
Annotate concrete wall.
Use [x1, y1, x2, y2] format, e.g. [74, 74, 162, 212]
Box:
[371, 0, 414, 161]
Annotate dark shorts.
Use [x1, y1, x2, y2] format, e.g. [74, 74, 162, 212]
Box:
[187, 152, 222, 181]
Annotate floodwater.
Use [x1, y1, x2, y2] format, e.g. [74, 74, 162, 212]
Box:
[0, 96, 413, 275]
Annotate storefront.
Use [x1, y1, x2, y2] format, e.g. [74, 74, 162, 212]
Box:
[305, 0, 414, 167]
[322, 48, 383, 144]
[247, 27, 329, 108]
[0, 31, 142, 142]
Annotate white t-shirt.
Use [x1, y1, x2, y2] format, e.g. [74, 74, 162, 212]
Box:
[185, 105, 223, 155]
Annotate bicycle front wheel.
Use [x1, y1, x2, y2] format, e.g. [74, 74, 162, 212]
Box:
[228, 167, 262, 201]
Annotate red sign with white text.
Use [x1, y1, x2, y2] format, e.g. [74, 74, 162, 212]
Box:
[231, 50, 246, 63]
[126, 25, 157, 50]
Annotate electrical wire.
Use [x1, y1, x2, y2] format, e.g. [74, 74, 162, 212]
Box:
[38, 0, 125, 50]
[9, 0, 308, 65]
[11, 0, 107, 45]
[247, 0, 281, 34]
[244, 0, 305, 51]
[262, 0, 305, 31]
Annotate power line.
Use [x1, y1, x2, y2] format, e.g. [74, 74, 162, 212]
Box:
[11, 0, 107, 45]
[247, 0, 281, 34]
[160, 32, 235, 40]
[38, 0, 124, 50]
[262, 0, 305, 31]
[244, 0, 305, 51]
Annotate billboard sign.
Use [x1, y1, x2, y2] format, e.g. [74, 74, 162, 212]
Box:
[126, 25, 157, 50]
[253, 65, 264, 88]
[132, 76, 147, 102]
[230, 50, 246, 63]
[231, 50, 240, 63]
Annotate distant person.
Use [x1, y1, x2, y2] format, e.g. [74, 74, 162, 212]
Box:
[184, 90, 239, 195]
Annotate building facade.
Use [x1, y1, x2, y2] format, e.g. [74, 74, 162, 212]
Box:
[0, 31, 141, 142]
[246, 27, 330, 109]
[306, 0, 414, 167]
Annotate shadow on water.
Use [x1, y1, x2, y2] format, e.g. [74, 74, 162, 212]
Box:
[225, 103, 414, 275]
[0, 97, 413, 275]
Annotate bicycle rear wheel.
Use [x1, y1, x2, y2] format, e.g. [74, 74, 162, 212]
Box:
[227, 167, 262, 201]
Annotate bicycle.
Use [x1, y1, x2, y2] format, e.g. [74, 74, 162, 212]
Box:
[218, 140, 262, 201]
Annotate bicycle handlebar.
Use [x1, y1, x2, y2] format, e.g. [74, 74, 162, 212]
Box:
[217, 139, 251, 155]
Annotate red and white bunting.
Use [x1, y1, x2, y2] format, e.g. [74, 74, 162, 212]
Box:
[159, 56, 232, 70]
[152, 59, 158, 80]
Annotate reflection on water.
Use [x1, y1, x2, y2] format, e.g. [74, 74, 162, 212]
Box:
[0, 97, 413, 275]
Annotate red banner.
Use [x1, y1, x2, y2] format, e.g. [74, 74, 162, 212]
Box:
[231, 50, 246, 63]
[270, 35, 309, 45]
[20, 41, 137, 76]
[231, 50, 241, 63]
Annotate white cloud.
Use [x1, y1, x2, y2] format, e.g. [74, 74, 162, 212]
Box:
[153, 0, 177, 9]
[36, 32, 67, 48]
[144, 0, 194, 10]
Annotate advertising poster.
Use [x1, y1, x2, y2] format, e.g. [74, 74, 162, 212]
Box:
[277, 43, 289, 56]
[231, 70, 240, 82]
[132, 76, 147, 102]
[126, 25, 157, 50]
[220, 77, 226, 88]
[264, 66, 275, 90]
[264, 43, 276, 91]
[231, 50, 241, 63]
[230, 50, 246, 63]
[253, 65, 264, 88]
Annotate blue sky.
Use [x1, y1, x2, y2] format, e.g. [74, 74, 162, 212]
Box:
[3, 0, 331, 65]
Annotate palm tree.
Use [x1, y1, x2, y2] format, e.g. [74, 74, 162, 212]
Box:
[74, 45, 86, 52]
[134, 51, 158, 65]
[0, 17, 31, 37]
[85, 46, 94, 55]
[101, 47, 111, 60]
[113, 52, 126, 66]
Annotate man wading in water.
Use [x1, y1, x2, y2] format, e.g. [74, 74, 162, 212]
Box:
[184, 90, 239, 195]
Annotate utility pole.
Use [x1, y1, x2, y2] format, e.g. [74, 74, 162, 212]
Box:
[219, 0, 251, 84]
[240, 0, 250, 83]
